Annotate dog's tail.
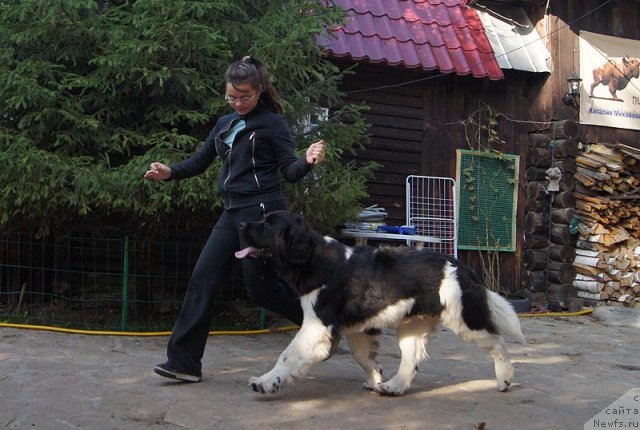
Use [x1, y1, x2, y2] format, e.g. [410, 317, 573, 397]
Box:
[487, 291, 526, 343]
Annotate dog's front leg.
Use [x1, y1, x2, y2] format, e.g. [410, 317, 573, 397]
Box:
[248, 319, 334, 394]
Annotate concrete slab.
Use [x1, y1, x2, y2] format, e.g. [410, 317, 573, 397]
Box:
[592, 306, 640, 328]
[1, 314, 639, 429]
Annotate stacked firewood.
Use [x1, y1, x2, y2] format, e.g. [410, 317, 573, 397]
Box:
[573, 142, 640, 306]
[575, 143, 640, 196]
[523, 120, 579, 311]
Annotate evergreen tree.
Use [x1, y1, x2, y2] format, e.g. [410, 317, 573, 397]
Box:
[0, 0, 376, 237]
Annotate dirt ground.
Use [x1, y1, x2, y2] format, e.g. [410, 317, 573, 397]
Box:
[1, 309, 639, 430]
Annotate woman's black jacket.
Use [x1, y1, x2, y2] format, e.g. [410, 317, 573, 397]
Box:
[168, 105, 312, 209]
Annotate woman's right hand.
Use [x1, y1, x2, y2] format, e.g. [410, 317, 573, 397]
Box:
[144, 162, 171, 180]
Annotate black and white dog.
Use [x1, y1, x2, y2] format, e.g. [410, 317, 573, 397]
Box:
[236, 211, 525, 396]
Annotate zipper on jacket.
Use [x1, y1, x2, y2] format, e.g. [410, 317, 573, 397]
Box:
[219, 117, 242, 192]
[250, 132, 261, 190]
[215, 119, 236, 158]
[223, 147, 232, 192]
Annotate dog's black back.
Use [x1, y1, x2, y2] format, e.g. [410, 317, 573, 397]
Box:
[241, 211, 496, 334]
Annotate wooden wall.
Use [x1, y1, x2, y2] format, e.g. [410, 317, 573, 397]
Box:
[339, 65, 539, 291]
[335, 0, 640, 294]
[537, 0, 640, 145]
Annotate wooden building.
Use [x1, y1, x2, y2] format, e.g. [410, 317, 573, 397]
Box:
[319, 0, 640, 302]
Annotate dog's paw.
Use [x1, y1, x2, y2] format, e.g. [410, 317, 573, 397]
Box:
[362, 370, 383, 391]
[498, 379, 511, 392]
[373, 382, 406, 397]
[248, 374, 283, 394]
[495, 362, 514, 392]
[363, 381, 375, 391]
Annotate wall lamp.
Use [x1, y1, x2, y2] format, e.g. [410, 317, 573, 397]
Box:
[562, 71, 582, 106]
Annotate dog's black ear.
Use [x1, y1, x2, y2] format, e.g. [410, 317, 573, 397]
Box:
[283, 223, 313, 265]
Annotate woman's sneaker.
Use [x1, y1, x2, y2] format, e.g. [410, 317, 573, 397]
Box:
[154, 362, 202, 382]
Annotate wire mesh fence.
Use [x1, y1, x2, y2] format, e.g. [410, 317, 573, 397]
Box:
[0, 232, 263, 331]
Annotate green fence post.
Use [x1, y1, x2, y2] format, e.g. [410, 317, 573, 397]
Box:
[260, 308, 266, 329]
[121, 236, 129, 331]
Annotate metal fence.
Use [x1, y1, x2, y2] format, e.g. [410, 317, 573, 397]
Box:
[0, 232, 263, 331]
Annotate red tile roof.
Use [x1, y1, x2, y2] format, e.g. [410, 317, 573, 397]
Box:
[317, 0, 504, 80]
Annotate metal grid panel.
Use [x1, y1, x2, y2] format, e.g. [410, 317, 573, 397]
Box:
[456, 150, 518, 251]
[406, 176, 458, 257]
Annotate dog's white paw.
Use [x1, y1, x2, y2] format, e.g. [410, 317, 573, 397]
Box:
[363, 381, 375, 391]
[495, 362, 514, 392]
[248, 374, 283, 394]
[373, 381, 407, 397]
[362, 367, 383, 391]
[498, 379, 512, 392]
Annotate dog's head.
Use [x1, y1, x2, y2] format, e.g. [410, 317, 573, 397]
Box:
[236, 211, 316, 266]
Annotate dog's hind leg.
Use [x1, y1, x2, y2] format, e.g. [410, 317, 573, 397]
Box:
[465, 331, 514, 392]
[375, 317, 435, 397]
[443, 315, 514, 392]
[441, 312, 515, 392]
[346, 330, 383, 390]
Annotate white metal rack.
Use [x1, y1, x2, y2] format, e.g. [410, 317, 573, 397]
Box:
[406, 175, 458, 257]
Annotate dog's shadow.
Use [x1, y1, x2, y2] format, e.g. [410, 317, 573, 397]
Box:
[248, 375, 519, 403]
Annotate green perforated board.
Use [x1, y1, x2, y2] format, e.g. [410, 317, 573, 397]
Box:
[456, 150, 519, 251]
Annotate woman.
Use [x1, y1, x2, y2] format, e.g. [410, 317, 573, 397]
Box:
[144, 56, 326, 382]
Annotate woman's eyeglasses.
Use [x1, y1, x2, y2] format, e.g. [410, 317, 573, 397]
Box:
[224, 95, 255, 105]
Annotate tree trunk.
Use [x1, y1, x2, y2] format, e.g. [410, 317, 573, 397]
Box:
[526, 198, 550, 213]
[524, 234, 549, 249]
[526, 166, 549, 181]
[525, 270, 548, 292]
[550, 224, 575, 245]
[551, 207, 577, 224]
[548, 243, 576, 262]
[528, 133, 551, 148]
[547, 282, 572, 304]
[522, 248, 549, 271]
[551, 192, 576, 208]
[551, 139, 579, 158]
[527, 147, 552, 167]
[552, 157, 577, 173]
[559, 173, 575, 191]
[526, 181, 548, 199]
[550, 119, 580, 139]
[548, 261, 576, 283]
[525, 212, 549, 235]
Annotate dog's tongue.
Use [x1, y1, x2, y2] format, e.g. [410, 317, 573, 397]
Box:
[235, 247, 257, 259]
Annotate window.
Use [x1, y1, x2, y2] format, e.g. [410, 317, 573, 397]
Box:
[295, 106, 329, 136]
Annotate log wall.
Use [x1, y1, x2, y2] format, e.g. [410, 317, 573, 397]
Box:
[523, 121, 580, 311]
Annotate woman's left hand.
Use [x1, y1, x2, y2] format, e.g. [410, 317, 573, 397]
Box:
[306, 140, 326, 165]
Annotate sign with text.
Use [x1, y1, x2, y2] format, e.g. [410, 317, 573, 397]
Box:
[584, 388, 640, 429]
[580, 31, 640, 130]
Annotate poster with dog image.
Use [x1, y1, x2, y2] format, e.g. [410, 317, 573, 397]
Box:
[580, 30, 640, 130]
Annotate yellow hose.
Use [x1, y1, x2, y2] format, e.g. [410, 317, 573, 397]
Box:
[0, 309, 593, 336]
[517, 309, 593, 318]
[0, 322, 299, 336]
